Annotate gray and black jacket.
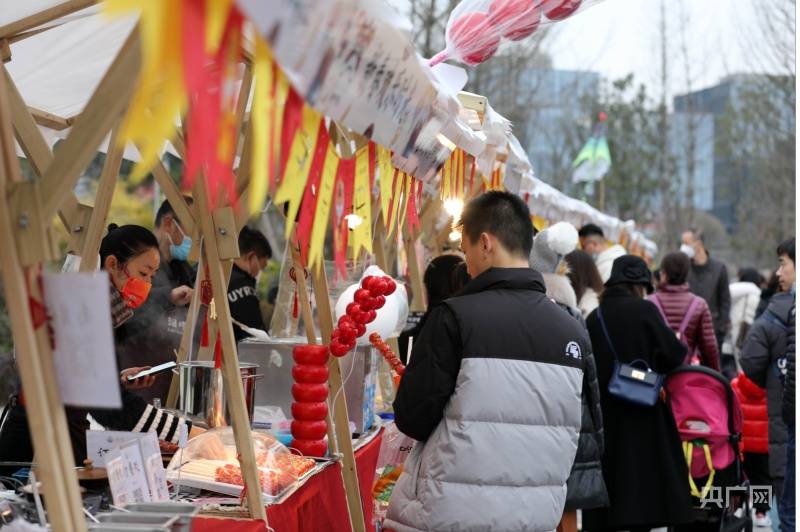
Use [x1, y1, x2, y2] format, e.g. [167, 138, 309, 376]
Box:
[385, 268, 586, 531]
[741, 291, 793, 479]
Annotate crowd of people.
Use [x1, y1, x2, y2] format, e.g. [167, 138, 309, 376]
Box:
[386, 191, 795, 532]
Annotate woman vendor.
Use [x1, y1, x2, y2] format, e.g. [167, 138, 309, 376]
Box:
[0, 224, 202, 470]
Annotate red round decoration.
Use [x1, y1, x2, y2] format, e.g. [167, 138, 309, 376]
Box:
[544, 0, 582, 21]
[354, 311, 370, 325]
[354, 288, 372, 305]
[489, 0, 541, 40]
[291, 401, 329, 421]
[339, 327, 356, 343]
[373, 295, 386, 309]
[366, 310, 377, 323]
[338, 315, 357, 329]
[329, 340, 351, 357]
[292, 345, 330, 365]
[361, 276, 378, 291]
[382, 278, 397, 295]
[346, 302, 362, 317]
[291, 420, 329, 440]
[291, 438, 328, 457]
[292, 364, 329, 384]
[449, 12, 500, 66]
[356, 323, 366, 337]
[291, 383, 329, 402]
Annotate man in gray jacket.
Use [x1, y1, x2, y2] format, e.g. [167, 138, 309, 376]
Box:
[681, 228, 733, 377]
[385, 192, 586, 532]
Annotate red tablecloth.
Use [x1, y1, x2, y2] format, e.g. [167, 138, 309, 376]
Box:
[192, 429, 383, 532]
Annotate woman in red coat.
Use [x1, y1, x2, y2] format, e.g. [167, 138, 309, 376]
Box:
[648, 252, 721, 371]
[732, 371, 772, 525]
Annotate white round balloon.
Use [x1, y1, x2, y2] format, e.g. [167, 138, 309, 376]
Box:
[333, 266, 405, 346]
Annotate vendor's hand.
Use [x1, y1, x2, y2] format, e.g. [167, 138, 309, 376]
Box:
[121, 367, 156, 390]
[170, 285, 194, 306]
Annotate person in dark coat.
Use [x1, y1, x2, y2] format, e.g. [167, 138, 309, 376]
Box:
[228, 226, 271, 342]
[740, 238, 794, 509]
[681, 228, 733, 377]
[583, 255, 693, 530]
[530, 222, 608, 532]
[397, 254, 469, 365]
[780, 291, 795, 531]
[116, 198, 197, 403]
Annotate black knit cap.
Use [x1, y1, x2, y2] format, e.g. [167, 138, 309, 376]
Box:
[605, 255, 654, 294]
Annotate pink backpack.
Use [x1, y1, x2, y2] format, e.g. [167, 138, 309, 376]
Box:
[664, 368, 743, 499]
[651, 294, 702, 365]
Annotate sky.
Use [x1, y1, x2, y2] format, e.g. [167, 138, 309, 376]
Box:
[546, 0, 791, 97]
[385, 0, 794, 99]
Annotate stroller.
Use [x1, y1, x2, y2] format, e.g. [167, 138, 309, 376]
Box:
[664, 365, 752, 532]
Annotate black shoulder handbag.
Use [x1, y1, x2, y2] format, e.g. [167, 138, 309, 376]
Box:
[597, 306, 664, 407]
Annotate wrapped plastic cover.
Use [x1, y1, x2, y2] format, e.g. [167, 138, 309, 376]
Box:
[166, 428, 316, 499]
[430, 0, 602, 66]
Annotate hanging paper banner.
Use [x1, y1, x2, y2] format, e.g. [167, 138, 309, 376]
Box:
[333, 156, 356, 279]
[248, 37, 275, 216]
[387, 170, 404, 237]
[272, 70, 290, 192]
[350, 146, 373, 259]
[441, 156, 451, 200]
[296, 121, 331, 265]
[106, 0, 186, 182]
[206, 0, 234, 54]
[368, 143, 377, 196]
[398, 173, 413, 234]
[279, 87, 306, 183]
[308, 143, 340, 272]
[275, 105, 322, 238]
[406, 177, 421, 233]
[377, 147, 393, 227]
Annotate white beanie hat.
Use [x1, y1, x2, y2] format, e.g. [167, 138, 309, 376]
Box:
[529, 222, 579, 274]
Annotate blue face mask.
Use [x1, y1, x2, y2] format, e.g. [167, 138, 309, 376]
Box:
[169, 224, 192, 261]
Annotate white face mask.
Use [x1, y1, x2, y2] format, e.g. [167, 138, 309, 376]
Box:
[680, 243, 696, 259]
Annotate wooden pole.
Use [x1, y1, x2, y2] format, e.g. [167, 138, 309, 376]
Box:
[0, 0, 97, 39]
[309, 261, 366, 532]
[0, 65, 86, 532]
[79, 122, 123, 272]
[194, 182, 267, 520]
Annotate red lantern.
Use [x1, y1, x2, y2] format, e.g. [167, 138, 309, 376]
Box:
[291, 420, 329, 440]
[489, 0, 541, 41]
[292, 345, 330, 365]
[292, 364, 329, 384]
[291, 401, 328, 421]
[544, 0, 582, 21]
[292, 383, 329, 402]
[449, 12, 501, 66]
[291, 438, 328, 457]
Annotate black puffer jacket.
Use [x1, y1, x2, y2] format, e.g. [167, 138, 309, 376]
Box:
[543, 273, 608, 511]
[783, 303, 795, 426]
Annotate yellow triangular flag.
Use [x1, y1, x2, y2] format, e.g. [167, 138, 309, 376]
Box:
[275, 105, 321, 238]
[377, 146, 393, 227]
[308, 144, 340, 272]
[350, 146, 373, 259]
[248, 38, 274, 216]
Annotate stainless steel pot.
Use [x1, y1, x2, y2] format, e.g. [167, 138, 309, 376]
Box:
[177, 361, 261, 427]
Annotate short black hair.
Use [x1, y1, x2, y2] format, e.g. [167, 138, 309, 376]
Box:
[738, 267, 763, 285]
[686, 227, 705, 243]
[660, 251, 690, 285]
[578, 223, 604, 239]
[100, 224, 158, 267]
[155, 196, 194, 227]
[239, 226, 272, 259]
[777, 237, 795, 263]
[456, 191, 533, 258]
